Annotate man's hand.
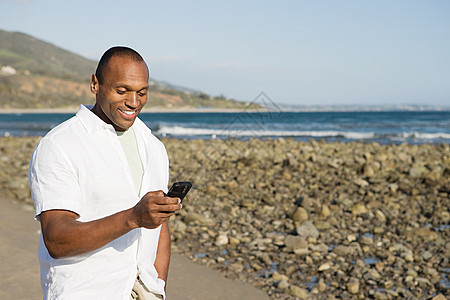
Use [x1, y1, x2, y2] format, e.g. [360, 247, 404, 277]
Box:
[39, 190, 182, 259]
[131, 190, 182, 229]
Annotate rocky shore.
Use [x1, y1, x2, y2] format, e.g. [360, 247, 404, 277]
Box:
[1, 136, 449, 299]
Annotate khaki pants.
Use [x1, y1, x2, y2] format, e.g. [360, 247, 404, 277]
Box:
[130, 275, 163, 300]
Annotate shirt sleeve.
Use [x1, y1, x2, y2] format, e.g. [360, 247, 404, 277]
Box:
[29, 137, 83, 220]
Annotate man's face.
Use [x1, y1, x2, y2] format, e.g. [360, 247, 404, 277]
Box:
[91, 56, 149, 131]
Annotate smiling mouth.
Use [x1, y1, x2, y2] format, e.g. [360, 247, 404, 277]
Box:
[118, 108, 137, 118]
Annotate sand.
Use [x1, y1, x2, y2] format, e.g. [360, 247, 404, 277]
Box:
[0, 197, 269, 299]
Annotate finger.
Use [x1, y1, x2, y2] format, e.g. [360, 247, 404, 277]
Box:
[156, 197, 181, 206]
[144, 197, 177, 208]
[157, 204, 180, 213]
[154, 190, 165, 197]
[167, 196, 181, 203]
[146, 190, 165, 198]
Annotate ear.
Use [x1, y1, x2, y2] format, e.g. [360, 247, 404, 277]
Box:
[90, 74, 99, 94]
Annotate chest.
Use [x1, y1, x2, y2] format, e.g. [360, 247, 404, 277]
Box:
[74, 131, 142, 220]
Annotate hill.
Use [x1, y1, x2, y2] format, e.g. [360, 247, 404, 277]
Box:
[0, 29, 247, 109]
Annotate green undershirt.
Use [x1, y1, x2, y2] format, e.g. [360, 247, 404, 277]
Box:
[116, 127, 144, 195]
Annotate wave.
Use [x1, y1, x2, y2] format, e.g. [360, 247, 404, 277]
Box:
[155, 125, 450, 141]
[403, 132, 450, 139]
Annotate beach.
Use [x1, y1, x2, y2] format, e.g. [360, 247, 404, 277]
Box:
[0, 136, 448, 299]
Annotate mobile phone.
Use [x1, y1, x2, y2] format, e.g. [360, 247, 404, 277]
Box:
[166, 181, 192, 202]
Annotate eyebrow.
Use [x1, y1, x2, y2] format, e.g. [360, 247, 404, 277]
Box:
[115, 84, 149, 91]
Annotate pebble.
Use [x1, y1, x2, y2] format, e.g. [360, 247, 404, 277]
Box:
[321, 204, 331, 217]
[317, 280, 326, 292]
[352, 203, 369, 215]
[288, 285, 308, 299]
[214, 232, 229, 246]
[228, 263, 244, 273]
[296, 221, 320, 238]
[383, 280, 394, 289]
[183, 212, 213, 226]
[374, 291, 389, 300]
[347, 278, 359, 294]
[275, 280, 289, 290]
[272, 272, 289, 282]
[333, 245, 354, 256]
[347, 234, 357, 242]
[375, 209, 386, 222]
[318, 262, 332, 272]
[284, 235, 308, 253]
[292, 207, 308, 224]
[359, 235, 373, 245]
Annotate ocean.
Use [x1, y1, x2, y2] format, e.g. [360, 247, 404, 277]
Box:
[0, 110, 449, 144]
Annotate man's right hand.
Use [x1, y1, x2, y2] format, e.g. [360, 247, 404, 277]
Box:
[131, 190, 182, 229]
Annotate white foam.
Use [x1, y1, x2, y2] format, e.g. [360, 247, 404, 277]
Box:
[411, 132, 450, 139]
[156, 125, 450, 141]
[156, 126, 375, 139]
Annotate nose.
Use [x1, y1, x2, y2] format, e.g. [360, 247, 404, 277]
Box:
[126, 92, 139, 108]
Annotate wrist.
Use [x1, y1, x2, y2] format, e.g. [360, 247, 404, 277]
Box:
[124, 207, 140, 230]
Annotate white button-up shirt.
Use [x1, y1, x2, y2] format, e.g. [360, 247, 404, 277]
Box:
[29, 105, 169, 299]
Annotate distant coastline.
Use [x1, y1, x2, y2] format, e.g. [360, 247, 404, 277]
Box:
[0, 106, 252, 114]
[0, 104, 448, 114]
[277, 104, 450, 112]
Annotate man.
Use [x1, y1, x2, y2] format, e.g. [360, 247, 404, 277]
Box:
[29, 46, 181, 299]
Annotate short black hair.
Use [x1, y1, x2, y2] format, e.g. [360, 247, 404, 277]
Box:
[95, 46, 145, 84]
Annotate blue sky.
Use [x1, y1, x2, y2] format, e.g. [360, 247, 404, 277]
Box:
[1, 0, 449, 106]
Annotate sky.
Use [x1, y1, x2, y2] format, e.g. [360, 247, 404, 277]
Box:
[1, 0, 450, 106]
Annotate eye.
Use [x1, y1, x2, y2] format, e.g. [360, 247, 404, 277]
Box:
[116, 89, 126, 95]
[138, 90, 147, 97]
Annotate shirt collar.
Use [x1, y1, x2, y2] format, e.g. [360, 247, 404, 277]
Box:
[76, 104, 115, 135]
